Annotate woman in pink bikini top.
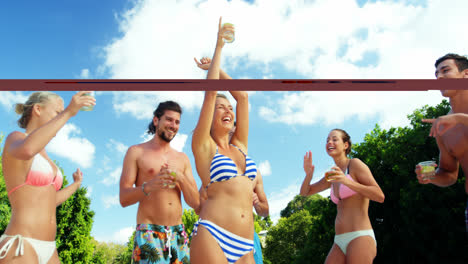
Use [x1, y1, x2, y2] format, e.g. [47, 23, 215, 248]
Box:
[0, 91, 95, 264]
[300, 128, 385, 264]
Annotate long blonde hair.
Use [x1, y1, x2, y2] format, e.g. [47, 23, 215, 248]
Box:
[15, 92, 62, 128]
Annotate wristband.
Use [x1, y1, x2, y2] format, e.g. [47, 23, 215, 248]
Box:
[142, 182, 150, 196]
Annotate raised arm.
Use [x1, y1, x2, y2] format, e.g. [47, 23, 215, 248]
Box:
[253, 171, 269, 217]
[300, 151, 330, 196]
[207, 17, 233, 80]
[229, 91, 249, 150]
[329, 158, 385, 203]
[56, 168, 83, 206]
[6, 91, 94, 160]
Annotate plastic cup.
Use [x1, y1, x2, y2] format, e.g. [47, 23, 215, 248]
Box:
[222, 23, 235, 43]
[419, 161, 436, 180]
[325, 169, 339, 182]
[80, 91, 95, 111]
[166, 160, 178, 189]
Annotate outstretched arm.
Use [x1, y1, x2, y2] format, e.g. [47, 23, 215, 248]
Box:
[423, 113, 468, 137]
[7, 91, 95, 160]
[56, 168, 83, 206]
[300, 151, 330, 196]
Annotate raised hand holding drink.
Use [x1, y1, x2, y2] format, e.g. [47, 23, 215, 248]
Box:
[222, 22, 235, 43]
[80, 91, 95, 111]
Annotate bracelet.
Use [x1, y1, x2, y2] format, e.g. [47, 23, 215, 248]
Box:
[142, 182, 150, 196]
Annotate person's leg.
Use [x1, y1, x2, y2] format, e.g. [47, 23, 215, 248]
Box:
[46, 250, 60, 264]
[190, 224, 228, 264]
[324, 244, 346, 264]
[346, 235, 376, 264]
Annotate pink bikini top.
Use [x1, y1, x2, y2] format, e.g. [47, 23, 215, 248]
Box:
[330, 165, 358, 204]
[8, 153, 63, 196]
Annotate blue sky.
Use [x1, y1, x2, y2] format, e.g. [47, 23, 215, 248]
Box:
[0, 0, 467, 243]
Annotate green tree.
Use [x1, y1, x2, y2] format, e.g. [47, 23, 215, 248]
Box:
[182, 208, 198, 238]
[0, 134, 11, 235]
[54, 164, 96, 264]
[91, 239, 127, 264]
[114, 231, 135, 264]
[264, 194, 336, 264]
[352, 100, 467, 263]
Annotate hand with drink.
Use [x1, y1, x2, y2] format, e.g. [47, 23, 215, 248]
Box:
[161, 159, 181, 189]
[324, 166, 348, 184]
[65, 91, 96, 117]
[415, 160, 437, 184]
[216, 17, 235, 48]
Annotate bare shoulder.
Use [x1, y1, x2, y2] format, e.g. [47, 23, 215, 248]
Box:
[5, 131, 25, 143]
[350, 158, 371, 173]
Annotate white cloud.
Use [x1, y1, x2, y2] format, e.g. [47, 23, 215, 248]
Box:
[268, 183, 301, 223]
[96, 226, 135, 244]
[48, 123, 96, 168]
[102, 194, 120, 209]
[107, 139, 128, 155]
[80, 69, 90, 79]
[0, 91, 28, 112]
[111, 91, 203, 120]
[258, 160, 272, 176]
[86, 186, 93, 198]
[99, 0, 467, 79]
[259, 90, 443, 129]
[101, 166, 123, 186]
[96, 0, 463, 130]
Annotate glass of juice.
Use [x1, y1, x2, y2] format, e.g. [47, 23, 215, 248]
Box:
[418, 160, 437, 180]
[222, 22, 235, 43]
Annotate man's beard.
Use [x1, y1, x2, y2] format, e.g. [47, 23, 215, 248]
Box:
[157, 128, 175, 143]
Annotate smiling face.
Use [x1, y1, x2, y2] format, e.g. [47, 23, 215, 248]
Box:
[211, 97, 235, 135]
[326, 130, 349, 157]
[154, 110, 180, 142]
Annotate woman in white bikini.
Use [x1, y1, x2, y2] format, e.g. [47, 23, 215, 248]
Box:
[0, 91, 95, 264]
[300, 129, 385, 263]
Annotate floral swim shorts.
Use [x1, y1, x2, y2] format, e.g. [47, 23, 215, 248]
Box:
[132, 224, 190, 264]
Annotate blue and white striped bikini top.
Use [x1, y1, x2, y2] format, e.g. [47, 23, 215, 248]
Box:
[208, 144, 257, 188]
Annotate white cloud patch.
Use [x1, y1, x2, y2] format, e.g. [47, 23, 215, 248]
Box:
[259, 90, 443, 129]
[268, 183, 301, 223]
[102, 195, 120, 209]
[48, 123, 96, 168]
[0, 91, 28, 112]
[86, 186, 93, 198]
[107, 139, 128, 155]
[99, 0, 467, 79]
[97, 0, 463, 131]
[101, 166, 123, 186]
[111, 91, 203, 120]
[96, 226, 135, 244]
[258, 160, 272, 176]
[80, 69, 90, 79]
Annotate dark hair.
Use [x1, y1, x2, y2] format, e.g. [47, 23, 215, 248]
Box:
[147, 101, 182, 134]
[435, 53, 468, 72]
[15, 92, 61, 129]
[332, 128, 352, 155]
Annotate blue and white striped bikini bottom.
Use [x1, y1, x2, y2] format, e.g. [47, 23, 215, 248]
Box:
[193, 218, 254, 264]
